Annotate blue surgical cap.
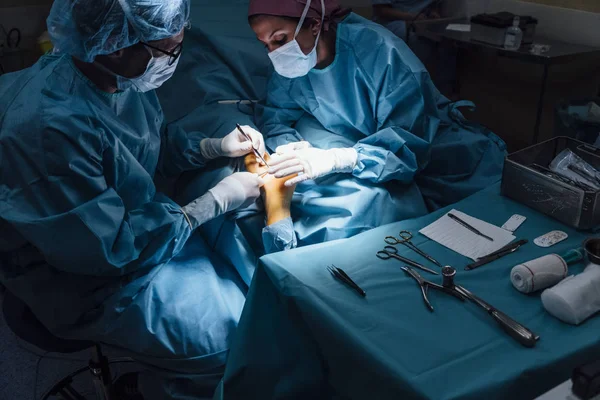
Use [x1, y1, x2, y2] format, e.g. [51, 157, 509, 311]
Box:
[47, 0, 190, 62]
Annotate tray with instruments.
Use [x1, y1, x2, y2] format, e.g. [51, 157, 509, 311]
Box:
[502, 136, 600, 230]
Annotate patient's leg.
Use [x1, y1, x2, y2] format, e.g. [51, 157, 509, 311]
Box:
[244, 153, 297, 226]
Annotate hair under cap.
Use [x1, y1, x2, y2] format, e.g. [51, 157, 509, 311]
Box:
[248, 0, 350, 30]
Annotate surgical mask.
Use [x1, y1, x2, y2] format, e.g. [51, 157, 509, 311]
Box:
[268, 0, 325, 79]
[96, 47, 180, 93]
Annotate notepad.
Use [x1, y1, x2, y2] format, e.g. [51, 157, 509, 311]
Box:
[419, 210, 516, 261]
[446, 24, 471, 32]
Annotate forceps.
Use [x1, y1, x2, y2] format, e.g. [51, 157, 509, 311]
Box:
[385, 231, 442, 268]
[376, 246, 438, 275]
[236, 124, 270, 167]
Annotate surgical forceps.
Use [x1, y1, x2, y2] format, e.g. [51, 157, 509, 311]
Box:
[376, 246, 438, 275]
[384, 231, 442, 268]
[236, 124, 269, 168]
[401, 266, 466, 311]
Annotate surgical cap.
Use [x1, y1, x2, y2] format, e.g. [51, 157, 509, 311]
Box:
[248, 0, 350, 30]
[47, 0, 190, 62]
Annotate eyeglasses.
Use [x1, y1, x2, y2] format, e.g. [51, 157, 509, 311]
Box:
[141, 41, 183, 66]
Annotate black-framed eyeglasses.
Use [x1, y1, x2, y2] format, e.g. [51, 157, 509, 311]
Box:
[141, 41, 183, 66]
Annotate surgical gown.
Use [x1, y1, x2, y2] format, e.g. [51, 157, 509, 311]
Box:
[0, 54, 247, 399]
[257, 13, 506, 211]
[372, 0, 436, 41]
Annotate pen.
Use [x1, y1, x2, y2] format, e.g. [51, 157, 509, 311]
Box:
[465, 239, 528, 270]
[448, 213, 494, 242]
[236, 124, 269, 168]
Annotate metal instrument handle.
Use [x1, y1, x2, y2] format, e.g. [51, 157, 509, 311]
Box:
[457, 285, 539, 348]
[384, 236, 400, 245]
[489, 309, 539, 348]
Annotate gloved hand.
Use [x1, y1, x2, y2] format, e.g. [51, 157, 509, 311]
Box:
[181, 172, 264, 229]
[200, 125, 266, 160]
[268, 141, 358, 187]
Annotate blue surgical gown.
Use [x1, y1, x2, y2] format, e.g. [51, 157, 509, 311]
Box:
[0, 54, 246, 399]
[257, 13, 506, 211]
[372, 0, 436, 40]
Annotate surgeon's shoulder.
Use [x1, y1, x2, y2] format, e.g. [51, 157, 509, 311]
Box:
[38, 60, 106, 158]
[338, 13, 425, 73]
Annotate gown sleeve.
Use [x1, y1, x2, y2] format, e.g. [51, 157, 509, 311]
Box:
[261, 217, 297, 254]
[352, 41, 441, 184]
[158, 123, 210, 177]
[255, 76, 307, 153]
[6, 121, 194, 277]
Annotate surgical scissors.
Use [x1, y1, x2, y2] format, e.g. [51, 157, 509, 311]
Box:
[384, 231, 442, 268]
[376, 246, 439, 275]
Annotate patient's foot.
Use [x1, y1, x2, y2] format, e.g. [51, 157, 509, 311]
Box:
[245, 153, 297, 226]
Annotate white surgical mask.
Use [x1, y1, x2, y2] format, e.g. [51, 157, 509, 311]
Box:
[96, 47, 180, 93]
[268, 0, 325, 79]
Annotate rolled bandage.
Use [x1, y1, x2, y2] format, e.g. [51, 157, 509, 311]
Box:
[511, 254, 568, 294]
[541, 264, 600, 325]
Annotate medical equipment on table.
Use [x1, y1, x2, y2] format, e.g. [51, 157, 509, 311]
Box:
[550, 148, 600, 190]
[542, 264, 600, 326]
[448, 213, 494, 242]
[502, 137, 600, 230]
[510, 248, 583, 294]
[453, 281, 540, 348]
[534, 231, 569, 248]
[511, 254, 569, 294]
[327, 265, 366, 297]
[420, 210, 515, 261]
[501, 214, 526, 232]
[568, 163, 600, 185]
[377, 246, 438, 275]
[529, 43, 551, 55]
[503, 16, 523, 51]
[585, 238, 600, 265]
[403, 265, 539, 347]
[529, 163, 596, 191]
[384, 231, 442, 267]
[236, 124, 270, 167]
[401, 266, 466, 311]
[465, 239, 528, 271]
[470, 12, 538, 47]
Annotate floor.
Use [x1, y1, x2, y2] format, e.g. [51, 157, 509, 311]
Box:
[0, 290, 138, 400]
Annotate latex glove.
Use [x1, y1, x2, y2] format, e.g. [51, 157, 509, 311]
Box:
[181, 172, 264, 229]
[200, 125, 266, 160]
[268, 141, 358, 187]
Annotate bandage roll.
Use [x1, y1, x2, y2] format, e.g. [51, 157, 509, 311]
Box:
[542, 265, 600, 325]
[510, 254, 568, 294]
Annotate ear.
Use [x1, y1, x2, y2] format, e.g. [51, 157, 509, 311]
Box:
[310, 18, 322, 37]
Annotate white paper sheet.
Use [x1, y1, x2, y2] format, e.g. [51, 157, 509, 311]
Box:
[419, 210, 516, 261]
[446, 24, 471, 32]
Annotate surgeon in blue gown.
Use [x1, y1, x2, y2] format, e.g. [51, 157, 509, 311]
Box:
[372, 0, 441, 41]
[248, 0, 506, 227]
[0, 1, 273, 399]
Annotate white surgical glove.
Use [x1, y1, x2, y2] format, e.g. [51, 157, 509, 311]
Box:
[181, 172, 264, 229]
[200, 125, 266, 160]
[268, 141, 358, 187]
